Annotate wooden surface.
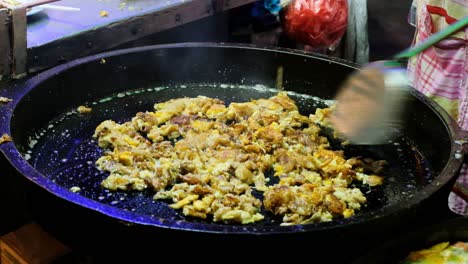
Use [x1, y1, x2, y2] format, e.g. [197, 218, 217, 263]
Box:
[0, 223, 70, 264]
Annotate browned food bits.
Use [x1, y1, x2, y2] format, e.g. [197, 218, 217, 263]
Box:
[94, 92, 385, 225]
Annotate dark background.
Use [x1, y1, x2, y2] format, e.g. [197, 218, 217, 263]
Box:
[367, 0, 415, 61]
[113, 0, 416, 62]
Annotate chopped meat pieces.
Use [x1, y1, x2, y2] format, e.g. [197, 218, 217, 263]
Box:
[77, 105, 92, 114]
[94, 92, 386, 225]
[0, 133, 12, 144]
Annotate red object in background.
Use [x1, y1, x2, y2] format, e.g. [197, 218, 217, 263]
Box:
[283, 0, 348, 49]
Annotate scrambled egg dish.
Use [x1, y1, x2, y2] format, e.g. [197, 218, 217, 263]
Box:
[403, 242, 468, 264]
[93, 92, 385, 225]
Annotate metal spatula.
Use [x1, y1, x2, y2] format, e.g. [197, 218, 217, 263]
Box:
[331, 16, 468, 144]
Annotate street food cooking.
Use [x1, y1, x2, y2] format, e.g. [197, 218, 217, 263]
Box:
[93, 92, 386, 225]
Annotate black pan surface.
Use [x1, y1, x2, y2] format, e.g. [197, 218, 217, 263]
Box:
[24, 84, 432, 226]
[0, 43, 464, 237]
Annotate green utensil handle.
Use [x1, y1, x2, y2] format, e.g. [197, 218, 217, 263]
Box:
[394, 16, 468, 60]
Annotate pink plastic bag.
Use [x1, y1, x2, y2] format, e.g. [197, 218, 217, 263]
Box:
[283, 0, 348, 49]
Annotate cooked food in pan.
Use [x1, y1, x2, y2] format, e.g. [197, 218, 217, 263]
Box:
[403, 241, 468, 264]
[77, 105, 92, 114]
[0, 96, 13, 104]
[93, 92, 385, 225]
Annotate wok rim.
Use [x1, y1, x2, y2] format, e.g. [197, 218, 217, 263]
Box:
[0, 43, 464, 234]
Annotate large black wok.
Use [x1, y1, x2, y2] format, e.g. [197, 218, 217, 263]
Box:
[0, 43, 466, 262]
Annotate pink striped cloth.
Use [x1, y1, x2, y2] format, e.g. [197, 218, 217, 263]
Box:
[407, 0, 468, 214]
